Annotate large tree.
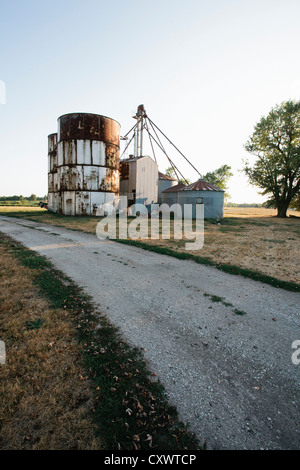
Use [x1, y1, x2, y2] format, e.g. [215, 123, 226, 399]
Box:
[243, 100, 300, 217]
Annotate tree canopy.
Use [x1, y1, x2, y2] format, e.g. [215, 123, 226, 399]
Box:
[243, 100, 300, 217]
[202, 164, 233, 199]
[164, 167, 191, 185]
[165, 164, 232, 197]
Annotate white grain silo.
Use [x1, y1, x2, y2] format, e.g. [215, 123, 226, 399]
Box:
[48, 113, 120, 216]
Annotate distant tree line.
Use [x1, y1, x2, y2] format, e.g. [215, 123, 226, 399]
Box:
[225, 202, 263, 207]
[0, 194, 47, 205]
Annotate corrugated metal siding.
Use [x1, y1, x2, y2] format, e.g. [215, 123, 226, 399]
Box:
[136, 156, 158, 205]
[158, 179, 178, 203]
[178, 190, 224, 218]
[183, 179, 223, 192]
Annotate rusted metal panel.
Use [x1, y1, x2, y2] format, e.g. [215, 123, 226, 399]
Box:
[49, 154, 58, 173]
[48, 174, 54, 193]
[56, 165, 119, 193]
[105, 143, 119, 168]
[48, 133, 57, 154]
[111, 169, 119, 193]
[183, 179, 224, 192]
[53, 173, 59, 192]
[99, 168, 119, 192]
[48, 133, 58, 173]
[75, 191, 91, 216]
[101, 116, 120, 146]
[83, 166, 100, 191]
[63, 140, 77, 165]
[57, 141, 76, 166]
[119, 161, 129, 180]
[58, 113, 120, 144]
[58, 166, 82, 191]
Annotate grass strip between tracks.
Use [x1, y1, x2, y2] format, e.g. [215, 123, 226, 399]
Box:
[114, 239, 300, 292]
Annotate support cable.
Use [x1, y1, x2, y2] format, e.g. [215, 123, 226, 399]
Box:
[148, 118, 202, 178]
[147, 128, 189, 185]
[122, 121, 139, 139]
[147, 118, 189, 184]
[144, 119, 157, 163]
[120, 132, 136, 159]
[147, 119, 180, 180]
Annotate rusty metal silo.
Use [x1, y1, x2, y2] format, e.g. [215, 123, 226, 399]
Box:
[53, 113, 120, 216]
[47, 133, 58, 212]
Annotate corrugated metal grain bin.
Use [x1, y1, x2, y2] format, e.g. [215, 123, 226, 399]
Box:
[162, 179, 224, 218]
[160, 182, 186, 207]
[158, 172, 178, 203]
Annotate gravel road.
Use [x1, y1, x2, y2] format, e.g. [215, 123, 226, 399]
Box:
[1, 215, 299, 450]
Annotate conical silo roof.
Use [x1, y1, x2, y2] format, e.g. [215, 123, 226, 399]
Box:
[183, 179, 224, 192]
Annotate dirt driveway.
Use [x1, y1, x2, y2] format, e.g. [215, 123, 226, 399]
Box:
[1, 215, 299, 450]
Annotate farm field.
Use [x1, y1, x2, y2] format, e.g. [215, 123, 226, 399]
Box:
[0, 206, 299, 285]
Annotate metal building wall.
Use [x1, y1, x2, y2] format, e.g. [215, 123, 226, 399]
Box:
[119, 156, 158, 206]
[135, 156, 158, 205]
[48, 113, 120, 216]
[178, 190, 224, 218]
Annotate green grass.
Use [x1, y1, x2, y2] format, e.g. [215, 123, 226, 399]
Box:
[115, 239, 300, 292]
[25, 318, 46, 330]
[0, 232, 200, 450]
[203, 293, 246, 315]
[233, 309, 247, 316]
[261, 238, 286, 244]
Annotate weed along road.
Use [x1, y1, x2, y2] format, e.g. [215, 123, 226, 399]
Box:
[1, 215, 300, 450]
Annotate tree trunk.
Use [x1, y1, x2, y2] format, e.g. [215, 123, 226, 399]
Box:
[277, 200, 290, 218]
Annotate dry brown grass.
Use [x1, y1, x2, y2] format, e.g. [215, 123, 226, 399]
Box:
[142, 208, 300, 284]
[0, 242, 103, 450]
[209, 208, 300, 283]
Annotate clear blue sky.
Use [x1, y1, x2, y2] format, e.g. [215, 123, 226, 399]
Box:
[0, 0, 299, 202]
